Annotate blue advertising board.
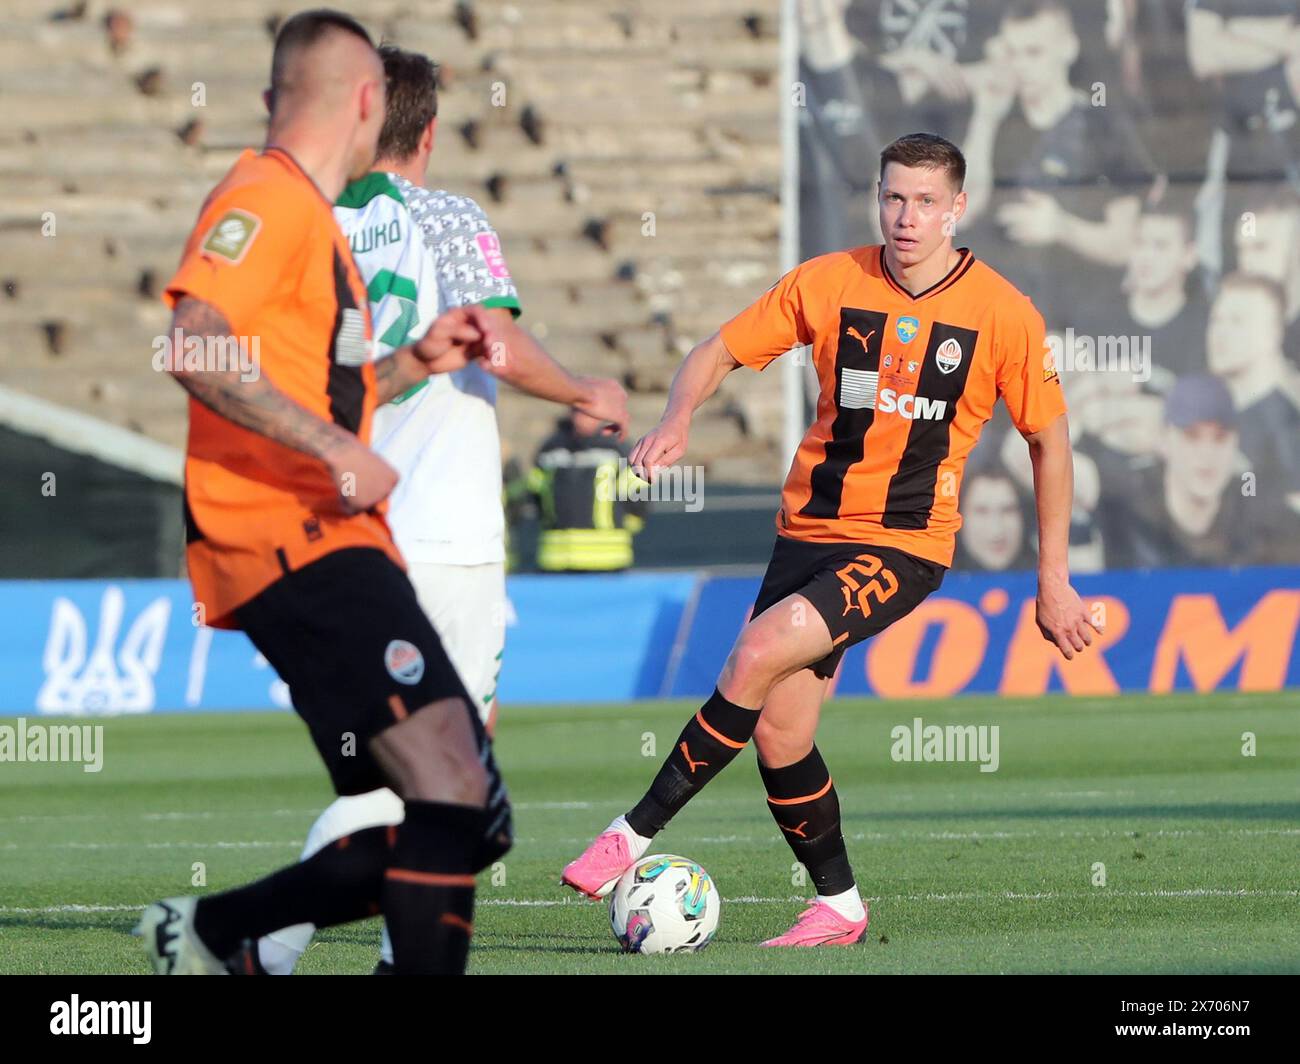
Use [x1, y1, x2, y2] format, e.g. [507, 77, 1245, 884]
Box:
[0, 567, 1295, 715]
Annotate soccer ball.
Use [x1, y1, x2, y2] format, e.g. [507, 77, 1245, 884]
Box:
[608, 854, 721, 954]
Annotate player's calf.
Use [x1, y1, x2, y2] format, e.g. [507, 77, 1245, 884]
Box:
[369, 697, 507, 974]
[162, 824, 393, 971]
[758, 745, 856, 899]
[562, 688, 761, 898]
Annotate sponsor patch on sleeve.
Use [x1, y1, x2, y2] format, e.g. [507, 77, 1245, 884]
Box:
[201, 209, 262, 264]
[474, 231, 512, 280]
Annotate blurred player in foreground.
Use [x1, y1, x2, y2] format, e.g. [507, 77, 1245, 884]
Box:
[254, 44, 628, 975]
[135, 10, 510, 976]
[563, 132, 1099, 945]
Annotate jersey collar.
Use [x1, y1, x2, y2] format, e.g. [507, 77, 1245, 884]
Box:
[262, 146, 334, 208]
[879, 245, 975, 302]
[336, 171, 405, 209]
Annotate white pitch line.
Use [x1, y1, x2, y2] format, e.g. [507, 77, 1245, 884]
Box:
[4, 785, 1299, 825]
[6, 888, 1298, 917]
[0, 904, 142, 914]
[4, 826, 1297, 852]
[0, 802, 592, 826]
[0, 809, 322, 825]
[0, 840, 301, 851]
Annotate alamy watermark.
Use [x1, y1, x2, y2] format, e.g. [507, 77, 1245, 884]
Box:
[596, 459, 704, 513]
[0, 717, 104, 773]
[1046, 329, 1150, 384]
[151, 328, 260, 382]
[890, 716, 999, 773]
[50, 996, 150, 1043]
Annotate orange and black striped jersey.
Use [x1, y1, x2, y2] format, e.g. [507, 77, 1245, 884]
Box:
[720, 245, 1065, 567]
[163, 147, 401, 628]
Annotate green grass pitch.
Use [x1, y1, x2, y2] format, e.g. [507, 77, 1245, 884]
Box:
[2, 691, 1297, 974]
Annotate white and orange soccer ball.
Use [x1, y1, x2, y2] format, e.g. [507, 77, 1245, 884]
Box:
[608, 854, 721, 954]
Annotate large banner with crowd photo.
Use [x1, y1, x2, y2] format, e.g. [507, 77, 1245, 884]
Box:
[796, 0, 1300, 573]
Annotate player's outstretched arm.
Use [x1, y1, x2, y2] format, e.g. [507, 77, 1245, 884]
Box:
[630, 331, 741, 480]
[474, 308, 630, 439]
[1025, 414, 1101, 659]
[166, 295, 397, 515]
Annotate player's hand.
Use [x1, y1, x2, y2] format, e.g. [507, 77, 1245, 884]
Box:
[898, 50, 970, 102]
[630, 417, 688, 481]
[998, 191, 1063, 247]
[412, 305, 495, 374]
[1035, 571, 1101, 661]
[968, 50, 1015, 122]
[327, 438, 399, 515]
[573, 376, 630, 440]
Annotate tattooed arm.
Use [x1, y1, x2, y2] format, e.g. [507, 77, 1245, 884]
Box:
[373, 344, 432, 406]
[167, 295, 396, 513]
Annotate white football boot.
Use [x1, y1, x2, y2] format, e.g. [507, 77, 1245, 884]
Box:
[134, 896, 228, 975]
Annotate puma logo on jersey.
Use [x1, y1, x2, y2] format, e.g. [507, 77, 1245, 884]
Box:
[846, 326, 876, 352]
[876, 388, 946, 420]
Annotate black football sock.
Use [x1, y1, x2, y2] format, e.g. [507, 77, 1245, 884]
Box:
[382, 799, 482, 976]
[759, 745, 855, 896]
[626, 688, 760, 837]
[193, 824, 391, 960]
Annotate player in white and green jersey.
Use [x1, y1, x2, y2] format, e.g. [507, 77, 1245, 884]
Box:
[251, 45, 629, 976]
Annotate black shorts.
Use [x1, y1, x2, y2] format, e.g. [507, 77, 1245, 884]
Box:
[751, 536, 946, 680]
[234, 547, 474, 796]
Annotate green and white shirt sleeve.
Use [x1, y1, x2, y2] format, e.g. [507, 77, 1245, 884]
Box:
[333, 172, 441, 360]
[393, 178, 522, 318]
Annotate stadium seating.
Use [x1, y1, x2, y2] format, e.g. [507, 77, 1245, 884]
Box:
[0, 0, 785, 480]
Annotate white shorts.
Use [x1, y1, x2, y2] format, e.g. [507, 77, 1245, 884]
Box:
[407, 560, 507, 724]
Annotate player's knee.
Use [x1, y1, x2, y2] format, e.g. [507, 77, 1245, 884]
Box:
[723, 633, 779, 691]
[400, 745, 488, 805]
[372, 697, 489, 806]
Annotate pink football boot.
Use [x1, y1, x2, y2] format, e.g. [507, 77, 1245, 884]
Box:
[560, 829, 634, 899]
[760, 899, 870, 947]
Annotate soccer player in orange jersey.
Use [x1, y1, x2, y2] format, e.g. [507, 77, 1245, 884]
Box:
[134, 10, 510, 975]
[562, 133, 1101, 946]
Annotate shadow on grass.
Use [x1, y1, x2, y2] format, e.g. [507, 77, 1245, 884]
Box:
[474, 942, 614, 955]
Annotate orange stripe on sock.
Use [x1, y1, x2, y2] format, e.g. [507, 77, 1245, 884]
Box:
[440, 913, 474, 935]
[832, 632, 850, 646]
[385, 868, 476, 888]
[386, 825, 398, 848]
[695, 710, 747, 750]
[766, 777, 833, 805]
[388, 694, 409, 722]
